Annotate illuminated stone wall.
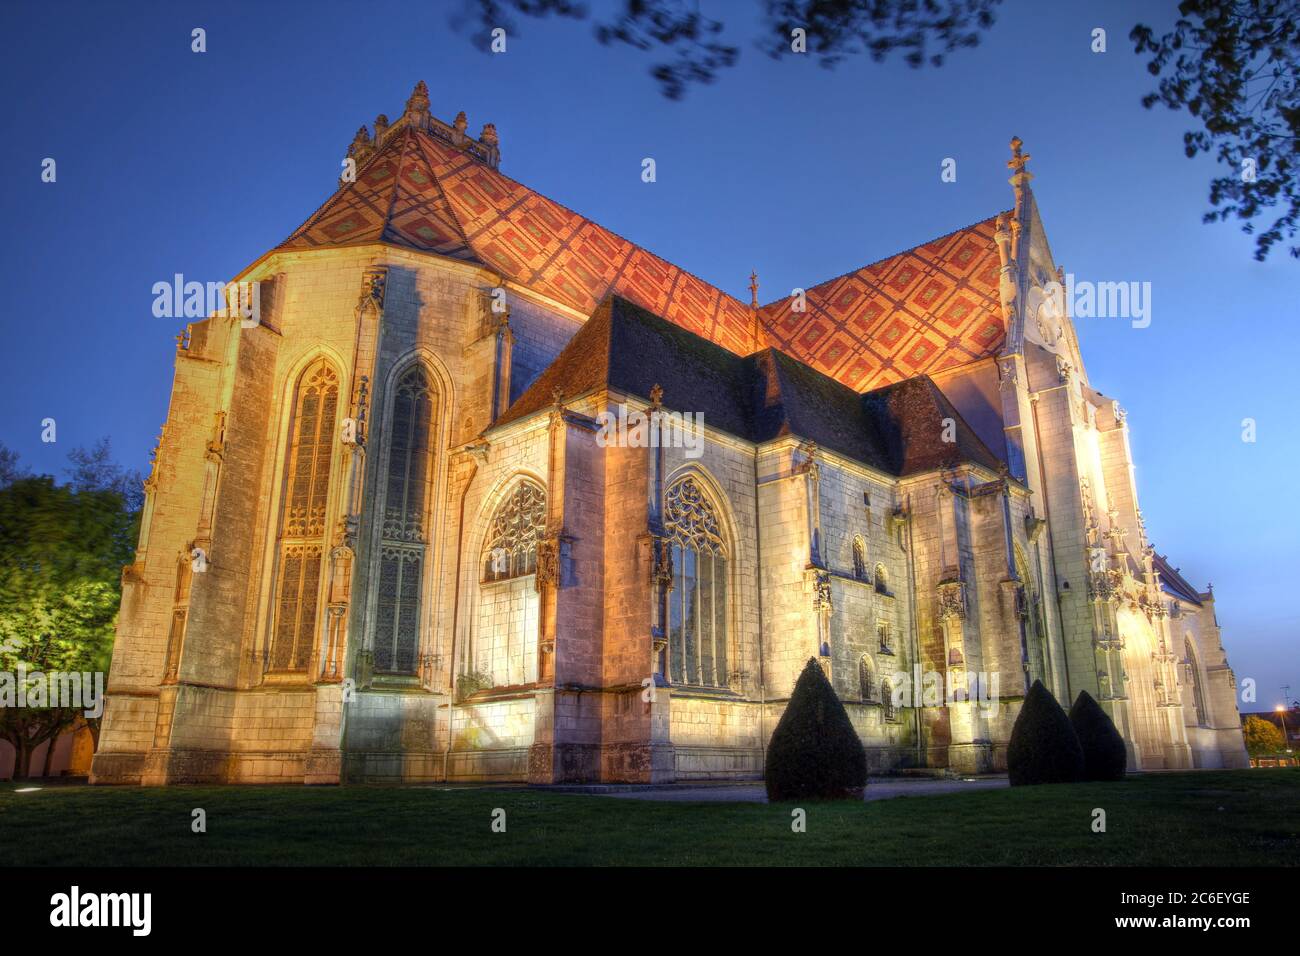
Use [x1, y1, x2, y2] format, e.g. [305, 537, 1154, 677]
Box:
[91, 141, 1248, 785]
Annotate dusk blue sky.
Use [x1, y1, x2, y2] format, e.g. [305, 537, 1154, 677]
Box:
[1, 0, 1295, 709]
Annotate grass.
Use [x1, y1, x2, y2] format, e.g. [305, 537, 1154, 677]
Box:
[0, 769, 1296, 866]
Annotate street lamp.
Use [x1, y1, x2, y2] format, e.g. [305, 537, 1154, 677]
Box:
[1276, 705, 1292, 763]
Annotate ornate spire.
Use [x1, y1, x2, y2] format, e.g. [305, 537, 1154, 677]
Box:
[479, 123, 501, 167]
[348, 125, 373, 166]
[450, 111, 468, 146]
[404, 80, 430, 126]
[748, 270, 759, 308]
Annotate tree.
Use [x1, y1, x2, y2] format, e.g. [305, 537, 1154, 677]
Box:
[1068, 690, 1128, 781]
[0, 443, 29, 489]
[765, 657, 867, 800]
[1132, 1, 1300, 260]
[0, 444, 139, 779]
[66, 438, 145, 513]
[457, 0, 1002, 99]
[1007, 679, 1085, 786]
[1243, 714, 1286, 755]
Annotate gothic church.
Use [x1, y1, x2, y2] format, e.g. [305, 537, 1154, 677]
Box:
[91, 82, 1248, 784]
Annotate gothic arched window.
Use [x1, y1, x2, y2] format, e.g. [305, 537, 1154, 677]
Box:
[482, 480, 547, 583]
[881, 677, 895, 720]
[874, 563, 889, 595]
[852, 536, 867, 581]
[373, 365, 436, 675]
[477, 479, 547, 687]
[859, 655, 876, 703]
[270, 360, 339, 673]
[665, 476, 729, 688]
[1184, 636, 1209, 728]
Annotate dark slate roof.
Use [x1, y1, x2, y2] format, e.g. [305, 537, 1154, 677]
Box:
[493, 295, 752, 437]
[744, 348, 894, 473]
[861, 376, 1005, 476]
[1152, 551, 1203, 606]
[493, 295, 1005, 478]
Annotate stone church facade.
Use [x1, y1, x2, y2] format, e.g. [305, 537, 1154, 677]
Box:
[91, 83, 1248, 785]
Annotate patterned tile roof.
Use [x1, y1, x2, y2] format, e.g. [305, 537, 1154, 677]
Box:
[281, 125, 757, 356]
[281, 113, 1009, 387]
[757, 215, 1010, 391]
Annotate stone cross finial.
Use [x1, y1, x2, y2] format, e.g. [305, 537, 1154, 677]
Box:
[749, 270, 759, 308]
[649, 383, 664, 407]
[1007, 136, 1031, 174]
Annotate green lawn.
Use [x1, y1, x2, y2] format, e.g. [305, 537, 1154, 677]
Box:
[1, 769, 1296, 866]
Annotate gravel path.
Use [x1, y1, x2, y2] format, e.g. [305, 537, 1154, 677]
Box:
[558, 775, 1009, 803]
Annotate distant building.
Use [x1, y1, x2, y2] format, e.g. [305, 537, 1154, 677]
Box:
[1241, 708, 1300, 767]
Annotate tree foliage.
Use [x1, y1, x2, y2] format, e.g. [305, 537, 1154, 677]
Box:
[1007, 679, 1084, 786]
[1132, 1, 1300, 260]
[0, 444, 29, 488]
[1243, 714, 1287, 754]
[1068, 689, 1128, 781]
[0, 442, 139, 779]
[765, 657, 867, 801]
[766, 0, 1001, 70]
[459, 0, 1000, 99]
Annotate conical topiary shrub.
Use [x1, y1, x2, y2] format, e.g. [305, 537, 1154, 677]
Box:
[1069, 689, 1128, 781]
[1007, 679, 1085, 786]
[765, 658, 867, 801]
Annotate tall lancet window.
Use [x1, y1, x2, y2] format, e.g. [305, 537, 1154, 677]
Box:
[477, 480, 547, 687]
[271, 361, 339, 673]
[852, 536, 868, 580]
[665, 476, 729, 688]
[374, 365, 436, 675]
[1184, 636, 1209, 728]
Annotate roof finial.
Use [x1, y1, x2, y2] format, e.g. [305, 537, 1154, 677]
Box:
[479, 123, 501, 167]
[1007, 136, 1031, 175]
[349, 125, 373, 159]
[749, 269, 759, 309]
[404, 80, 430, 127]
[1007, 135, 1034, 224]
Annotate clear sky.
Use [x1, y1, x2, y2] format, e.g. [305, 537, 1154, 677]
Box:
[1, 0, 1295, 709]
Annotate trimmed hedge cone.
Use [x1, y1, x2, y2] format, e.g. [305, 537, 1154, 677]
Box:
[765, 658, 868, 801]
[1069, 689, 1129, 781]
[1007, 679, 1085, 786]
